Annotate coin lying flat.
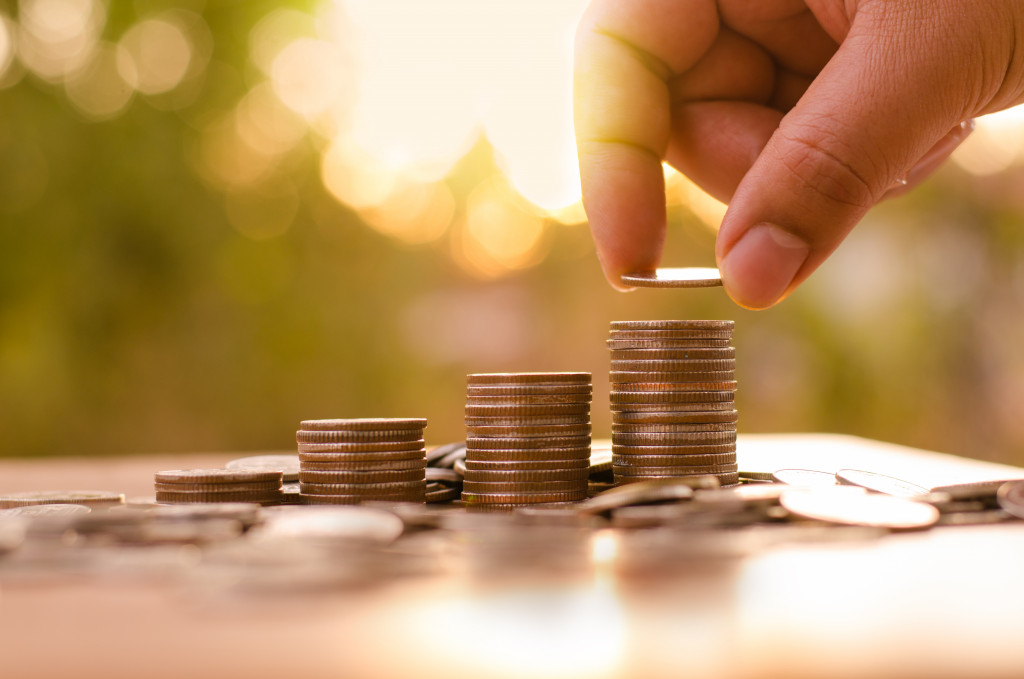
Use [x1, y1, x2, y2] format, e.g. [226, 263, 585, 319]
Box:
[0, 491, 126, 509]
[611, 391, 735, 405]
[226, 455, 300, 482]
[930, 479, 1024, 502]
[613, 410, 738, 424]
[298, 469, 426, 484]
[426, 485, 460, 503]
[772, 469, 837, 486]
[466, 394, 592, 406]
[0, 503, 92, 517]
[465, 403, 591, 417]
[577, 478, 705, 514]
[612, 422, 737, 434]
[154, 481, 283, 493]
[466, 384, 593, 396]
[466, 424, 592, 438]
[607, 339, 732, 349]
[463, 480, 586, 493]
[299, 481, 427, 495]
[425, 467, 461, 484]
[296, 429, 425, 443]
[466, 436, 592, 450]
[781, 488, 939, 530]
[463, 468, 590, 483]
[613, 431, 737, 445]
[611, 359, 737, 372]
[155, 491, 281, 505]
[301, 493, 425, 505]
[836, 469, 928, 497]
[298, 458, 427, 471]
[461, 491, 587, 505]
[620, 267, 723, 288]
[465, 459, 591, 472]
[294, 439, 426, 452]
[300, 418, 427, 431]
[612, 452, 738, 467]
[467, 372, 592, 385]
[611, 320, 734, 331]
[609, 347, 736, 359]
[257, 506, 405, 543]
[613, 381, 739, 392]
[155, 469, 283, 484]
[295, 447, 426, 459]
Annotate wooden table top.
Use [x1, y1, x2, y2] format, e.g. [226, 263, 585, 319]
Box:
[2, 433, 1023, 679]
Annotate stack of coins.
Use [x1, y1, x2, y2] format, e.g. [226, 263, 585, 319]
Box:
[462, 373, 592, 508]
[608, 320, 738, 486]
[154, 469, 284, 505]
[297, 418, 427, 505]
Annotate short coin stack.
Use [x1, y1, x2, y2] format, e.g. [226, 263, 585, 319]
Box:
[608, 320, 738, 486]
[462, 373, 592, 507]
[154, 469, 284, 505]
[297, 418, 427, 505]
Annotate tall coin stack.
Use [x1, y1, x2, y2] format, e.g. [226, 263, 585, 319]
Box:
[462, 373, 592, 507]
[297, 418, 428, 505]
[608, 320, 739, 486]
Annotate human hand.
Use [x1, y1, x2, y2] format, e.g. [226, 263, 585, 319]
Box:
[574, 0, 1024, 308]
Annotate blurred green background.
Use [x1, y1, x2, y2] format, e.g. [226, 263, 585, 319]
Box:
[2, 0, 1024, 465]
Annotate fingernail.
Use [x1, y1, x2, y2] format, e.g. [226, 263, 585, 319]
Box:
[719, 223, 809, 309]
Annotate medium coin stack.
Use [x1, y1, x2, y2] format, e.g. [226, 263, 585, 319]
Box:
[154, 469, 284, 505]
[297, 418, 427, 505]
[608, 320, 738, 486]
[462, 373, 592, 507]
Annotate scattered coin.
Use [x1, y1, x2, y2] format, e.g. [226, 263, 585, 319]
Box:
[426, 485, 461, 503]
[425, 467, 461, 484]
[780, 488, 939, 530]
[930, 479, 1024, 503]
[620, 267, 723, 288]
[996, 480, 1024, 519]
[256, 506, 404, 543]
[0, 490, 126, 509]
[578, 478, 711, 515]
[836, 469, 928, 497]
[226, 454, 300, 482]
[0, 503, 92, 517]
[772, 469, 837, 486]
[426, 442, 465, 465]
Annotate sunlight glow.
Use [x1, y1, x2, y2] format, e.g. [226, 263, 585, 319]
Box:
[952, 107, 1024, 176]
[65, 41, 132, 120]
[455, 176, 547, 277]
[117, 17, 193, 95]
[271, 37, 349, 120]
[0, 15, 13, 79]
[17, 0, 102, 81]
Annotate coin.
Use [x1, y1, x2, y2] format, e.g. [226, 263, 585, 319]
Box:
[0, 490, 125, 509]
[612, 452, 737, 467]
[463, 480, 586, 493]
[466, 424, 592, 438]
[616, 472, 740, 486]
[154, 481, 282, 493]
[464, 403, 591, 417]
[997, 481, 1024, 519]
[465, 447, 590, 462]
[772, 469, 837, 486]
[611, 359, 737, 372]
[739, 471, 775, 481]
[462, 468, 590, 482]
[930, 479, 1023, 502]
[296, 446, 426, 458]
[780, 488, 939, 530]
[464, 459, 591, 471]
[225, 455, 300, 482]
[299, 481, 427, 495]
[613, 431, 737, 445]
[155, 490, 282, 505]
[612, 443, 736, 456]
[613, 410, 738, 424]
[590, 446, 613, 473]
[466, 384, 593, 396]
[296, 440, 427, 454]
[613, 463, 738, 476]
[432, 444, 467, 469]
[464, 416, 591, 428]
[836, 469, 928, 498]
[466, 395, 592, 406]
[610, 390, 735, 405]
[694, 484, 789, 505]
[256, 506, 405, 542]
[611, 423, 737, 434]
[296, 429, 424, 443]
[467, 373, 592, 385]
[611, 320, 734, 331]
[620, 267, 723, 288]
[466, 436, 592, 450]
[0, 503, 92, 517]
[301, 493, 424, 505]
[611, 404, 736, 416]
[608, 348, 736, 360]
[426, 485, 460, 503]
[300, 418, 427, 431]
[297, 469, 426, 484]
[936, 509, 1016, 526]
[298, 459, 427, 472]
[461, 491, 587, 504]
[612, 381, 738, 392]
[578, 478, 704, 514]
[155, 469, 283, 484]
[610, 370, 736, 383]
[607, 339, 732, 349]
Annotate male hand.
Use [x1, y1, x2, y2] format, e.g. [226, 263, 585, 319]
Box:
[575, 0, 1024, 308]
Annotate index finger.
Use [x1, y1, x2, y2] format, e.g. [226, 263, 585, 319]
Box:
[574, 0, 719, 288]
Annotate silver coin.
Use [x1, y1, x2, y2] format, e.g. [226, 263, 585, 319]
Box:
[772, 469, 837, 486]
[780, 487, 939, 530]
[930, 479, 1024, 502]
[577, 478, 699, 515]
[836, 469, 927, 498]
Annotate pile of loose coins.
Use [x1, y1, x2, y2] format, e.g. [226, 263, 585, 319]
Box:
[608, 320, 739, 486]
[154, 469, 284, 505]
[462, 373, 593, 507]
[297, 418, 428, 504]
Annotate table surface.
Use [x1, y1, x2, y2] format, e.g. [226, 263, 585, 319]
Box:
[2, 433, 1024, 679]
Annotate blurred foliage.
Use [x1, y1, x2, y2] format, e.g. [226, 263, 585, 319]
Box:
[1, 0, 1024, 467]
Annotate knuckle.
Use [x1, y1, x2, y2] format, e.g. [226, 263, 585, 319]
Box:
[773, 122, 879, 210]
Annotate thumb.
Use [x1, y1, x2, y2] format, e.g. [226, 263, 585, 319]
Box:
[715, 2, 987, 309]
